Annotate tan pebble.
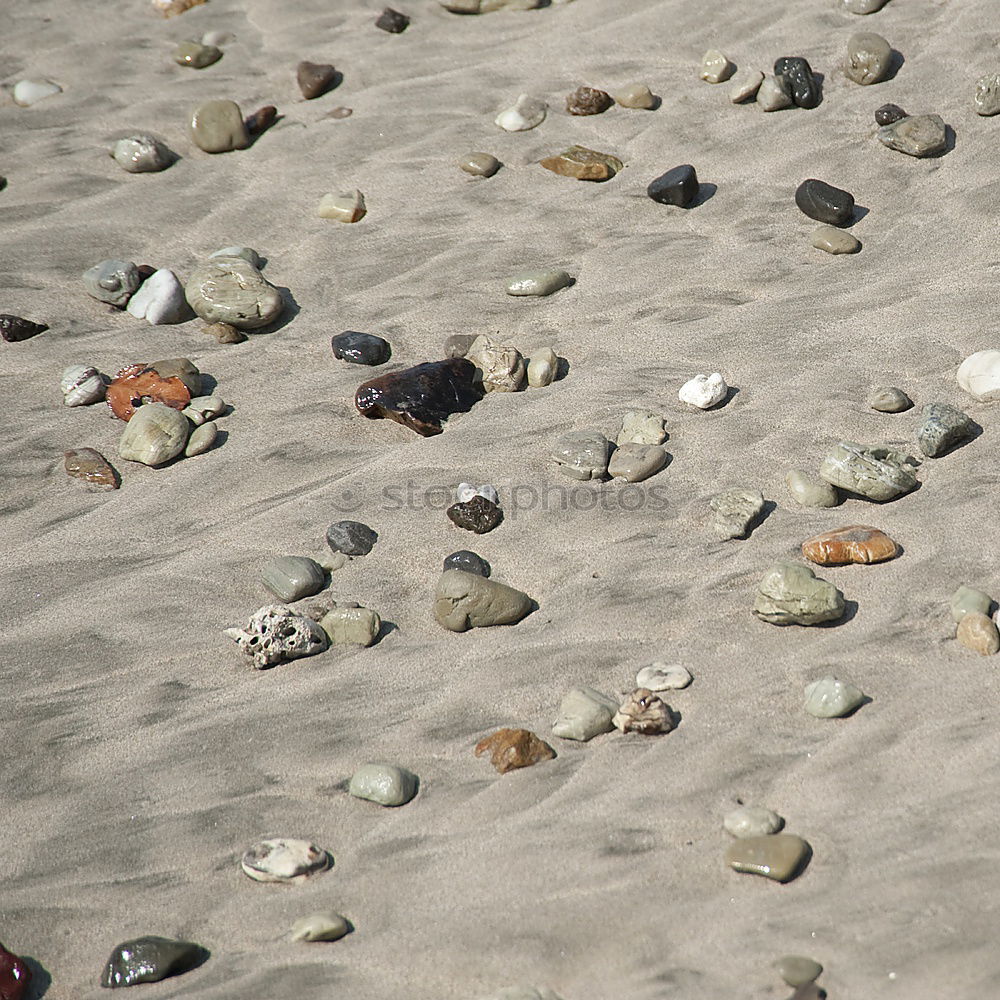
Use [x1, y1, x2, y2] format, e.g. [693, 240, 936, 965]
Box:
[613, 82, 656, 109]
[459, 152, 500, 177]
[811, 225, 861, 255]
[318, 189, 366, 222]
[957, 612, 1000, 655]
[185, 421, 218, 457]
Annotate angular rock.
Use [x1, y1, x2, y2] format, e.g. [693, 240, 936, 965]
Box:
[916, 402, 976, 457]
[332, 331, 391, 366]
[290, 913, 350, 942]
[975, 73, 1000, 116]
[552, 428, 609, 481]
[811, 226, 861, 254]
[184, 421, 217, 457]
[725, 833, 810, 882]
[318, 189, 366, 223]
[118, 403, 190, 466]
[540, 145, 622, 181]
[111, 134, 173, 172]
[753, 562, 845, 626]
[729, 69, 764, 103]
[785, 469, 839, 508]
[844, 32, 892, 85]
[700, 50, 734, 84]
[875, 102, 907, 125]
[319, 606, 381, 646]
[126, 269, 188, 325]
[190, 99, 249, 153]
[325, 520, 377, 556]
[474, 728, 555, 773]
[297, 61, 338, 99]
[878, 114, 947, 157]
[505, 269, 572, 297]
[0, 315, 47, 343]
[613, 82, 656, 109]
[467, 334, 526, 392]
[957, 612, 1000, 655]
[83, 259, 140, 307]
[12, 79, 62, 107]
[647, 164, 699, 207]
[527, 347, 557, 387]
[951, 585, 992, 623]
[566, 86, 612, 115]
[224, 604, 329, 668]
[355, 358, 483, 436]
[801, 525, 899, 565]
[495, 94, 546, 132]
[612, 688, 674, 734]
[460, 152, 500, 177]
[262, 556, 326, 602]
[186, 256, 282, 330]
[64, 447, 119, 491]
[0, 941, 30, 1000]
[804, 675, 866, 717]
[617, 411, 666, 446]
[149, 357, 201, 394]
[183, 395, 225, 425]
[447, 495, 503, 533]
[443, 550, 490, 577]
[349, 763, 418, 805]
[869, 385, 912, 412]
[795, 179, 854, 226]
[776, 956, 823, 988]
[375, 7, 409, 32]
[679, 372, 727, 408]
[635, 663, 692, 691]
[608, 442, 667, 482]
[106, 365, 191, 421]
[433, 569, 532, 631]
[61, 365, 105, 406]
[818, 441, 919, 501]
[724, 805, 783, 839]
[710, 487, 764, 540]
[241, 838, 331, 883]
[957, 349, 1000, 401]
[101, 937, 205, 988]
[551, 686, 618, 741]
[757, 74, 793, 111]
[173, 40, 222, 67]
[775, 57, 819, 108]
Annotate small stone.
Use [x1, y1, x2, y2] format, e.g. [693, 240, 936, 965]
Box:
[12, 79, 61, 107]
[724, 805, 783, 839]
[444, 333, 476, 358]
[319, 606, 381, 646]
[61, 365, 105, 407]
[443, 550, 490, 577]
[0, 315, 47, 342]
[203, 321, 246, 344]
[527, 347, 557, 387]
[957, 350, 1000, 401]
[495, 94, 546, 132]
[951, 585, 992, 623]
[617, 411, 665, 446]
[290, 914, 350, 942]
[327, 106, 353, 119]
[613, 82, 655, 109]
[126, 268, 189, 324]
[332, 331, 391, 365]
[241, 838, 331, 883]
[843, 0, 889, 11]
[869, 385, 912, 411]
[635, 663, 691, 691]
[818, 441, 919, 501]
[433, 569, 533, 631]
[475, 728, 555, 774]
[679, 372, 727, 409]
[225, 605, 329, 668]
[700, 50, 734, 84]
[64, 448, 119, 491]
[795, 179, 855, 226]
[190, 99, 249, 153]
[785, 469, 839, 508]
[83, 259, 140, 307]
[539, 145, 623, 181]
[551, 686, 618, 741]
[804, 675, 866, 717]
[757, 74, 793, 111]
[185, 256, 283, 329]
[173, 40, 222, 68]
[262, 556, 326, 602]
[118, 402, 190, 466]
[647, 164, 699, 207]
[106, 365, 192, 421]
[0, 941, 31, 1000]
[552, 428, 610, 481]
[878, 114, 947, 157]
[975, 73, 1000, 116]
[100, 937, 205, 988]
[775, 56, 819, 108]
[725, 834, 810, 883]
[148, 358, 201, 395]
[775, 956, 823, 988]
[811, 226, 861, 255]
[729, 69, 764, 103]
[608, 443, 667, 482]
[376, 6, 409, 31]
[111, 134, 173, 172]
[460, 152, 500, 177]
[447, 495, 503, 534]
[612, 688, 674, 734]
[957, 612, 1000, 655]
[801, 525, 899, 565]
[297, 61, 338, 100]
[209, 245, 262, 267]
[184, 421, 217, 457]
[349, 763, 418, 805]
[710, 487, 765, 540]
[566, 86, 612, 115]
[753, 562, 845, 626]
[467, 334, 526, 392]
[244, 105, 277, 137]
[152, 0, 207, 15]
[183, 395, 226, 424]
[875, 102, 907, 125]
[318, 189, 366, 223]
[844, 32, 892, 85]
[916, 402, 976, 457]
[326, 520, 377, 556]
[505, 269, 572, 297]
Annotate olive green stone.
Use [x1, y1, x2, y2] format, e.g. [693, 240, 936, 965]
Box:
[951, 585, 992, 623]
[725, 833, 810, 883]
[803, 675, 866, 718]
[775, 955, 823, 987]
[348, 762, 418, 806]
[118, 403, 190, 466]
[818, 440, 919, 502]
[551, 686, 618, 741]
[319, 606, 381, 646]
[262, 556, 326, 602]
[785, 469, 839, 508]
[753, 562, 845, 626]
[184, 421, 217, 457]
[173, 40, 222, 68]
[811, 225, 861, 255]
[290, 913, 350, 942]
[190, 99, 249, 153]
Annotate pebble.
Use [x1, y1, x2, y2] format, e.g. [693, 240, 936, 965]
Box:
[566, 86, 612, 115]
[801, 525, 899, 565]
[297, 61, 338, 100]
[957, 349, 1000, 401]
[878, 114, 947, 157]
[613, 82, 656, 109]
[475, 728, 555, 773]
[974, 73, 1000, 116]
[262, 556, 326, 602]
[804, 675, 866, 717]
[785, 469, 839, 507]
[818, 441, 919, 501]
[753, 562, 845, 626]
[332, 330, 391, 365]
[244, 104, 277, 138]
[467, 334, 526, 392]
[101, 937, 205, 988]
[184, 421, 217, 457]
[318, 189, 366, 223]
[505, 269, 572, 297]
[811, 225, 861, 255]
[459, 152, 500, 177]
[540, 145, 623, 181]
[327, 105, 353, 119]
[326, 520, 377, 556]
[185, 255, 283, 329]
[448, 495, 503, 533]
[118, 403, 190, 466]
[190, 99, 249, 153]
[349, 763, 418, 805]
[83, 259, 140, 307]
[183, 395, 226, 424]
[12, 80, 62, 107]
[444, 334, 476, 358]
[775, 956, 823, 988]
[224, 604, 329, 668]
[795, 179, 855, 226]
[0, 942, 30, 1000]
[61, 365, 106, 406]
[843, 0, 889, 11]
[957, 612, 1000, 655]
[203, 320, 246, 343]
[612, 688, 674, 734]
[916, 402, 975, 458]
[126, 268, 188, 324]
[725, 833, 810, 882]
[724, 805, 783, 839]
[433, 569, 533, 631]
[320, 606, 381, 646]
[495, 94, 546, 132]
[552, 428, 610, 480]
[757, 75, 793, 112]
[527, 347, 557, 387]
[729, 70, 764, 103]
[635, 663, 692, 691]
[456, 483, 499, 505]
[106, 365, 192, 421]
[443, 550, 490, 577]
[617, 410, 666, 446]
[951, 585, 992, 623]
[869, 385, 912, 411]
[710, 487, 765, 540]
[241, 838, 331, 883]
[290, 914, 350, 942]
[173, 40, 222, 67]
[64, 447, 119, 491]
[148, 357, 201, 395]
[0, 315, 47, 342]
[608, 442, 667, 482]
[551, 686, 618, 741]
[700, 50, 734, 84]
[375, 6, 410, 31]
[679, 372, 728, 409]
[209, 245, 262, 267]
[774, 57, 820, 108]
[844, 32, 892, 85]
[647, 164, 699, 207]
[355, 358, 483, 436]
[111, 134, 173, 172]
[875, 102, 907, 125]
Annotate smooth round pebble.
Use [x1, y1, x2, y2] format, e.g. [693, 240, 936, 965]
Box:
[332, 330, 390, 366]
[957, 349, 1000, 402]
[613, 82, 655, 109]
[184, 421, 218, 457]
[803, 676, 865, 718]
[118, 403, 190, 466]
[785, 469, 839, 507]
[875, 102, 907, 125]
[951, 585, 992, 623]
[635, 663, 691, 691]
[111, 134, 174, 173]
[679, 372, 727, 409]
[728, 70, 764, 103]
[844, 31, 893, 85]
[13, 79, 62, 106]
[723, 805, 783, 839]
[262, 555, 325, 602]
[775, 956, 823, 988]
[495, 94, 546, 132]
[173, 40, 222, 68]
[957, 612, 1000, 655]
[505, 269, 572, 297]
[868, 386, 912, 412]
[241, 838, 331, 883]
[459, 152, 500, 177]
[348, 762, 418, 806]
[290, 914, 350, 943]
[190, 99, 249, 153]
[443, 550, 491, 577]
[811, 226, 860, 255]
[608, 443, 666, 482]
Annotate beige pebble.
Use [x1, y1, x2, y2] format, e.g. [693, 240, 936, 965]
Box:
[700, 49, 734, 84]
[957, 612, 1000, 655]
[613, 82, 656, 109]
[811, 225, 861, 255]
[318, 189, 366, 223]
[459, 152, 500, 177]
[728, 70, 763, 103]
[185, 421, 218, 457]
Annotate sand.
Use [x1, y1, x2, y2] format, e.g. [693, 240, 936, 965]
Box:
[3, 0, 1000, 996]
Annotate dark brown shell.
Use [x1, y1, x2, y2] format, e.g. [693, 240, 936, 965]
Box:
[106, 366, 192, 421]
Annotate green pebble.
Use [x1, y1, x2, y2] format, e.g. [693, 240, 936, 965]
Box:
[951, 585, 992, 623]
[261, 556, 326, 602]
[349, 762, 418, 806]
[775, 955, 823, 987]
[505, 269, 572, 297]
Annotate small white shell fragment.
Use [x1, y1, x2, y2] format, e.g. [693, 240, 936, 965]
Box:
[318, 189, 366, 223]
[527, 348, 557, 387]
[495, 94, 547, 132]
[699, 50, 734, 84]
[635, 663, 692, 691]
[957, 349, 1000, 402]
[240, 838, 331, 883]
[60, 365, 106, 407]
[290, 913, 350, 942]
[126, 268, 189, 324]
[679, 372, 728, 409]
[13, 79, 62, 107]
[723, 805, 784, 839]
[803, 675, 866, 718]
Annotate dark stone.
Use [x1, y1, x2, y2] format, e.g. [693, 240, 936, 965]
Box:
[355, 358, 483, 437]
[375, 7, 409, 32]
[297, 61, 338, 100]
[443, 549, 491, 577]
[447, 495, 503, 534]
[647, 164, 699, 207]
[0, 315, 47, 343]
[774, 56, 820, 108]
[566, 86, 613, 115]
[244, 105, 277, 136]
[331, 330, 391, 366]
[789, 986, 826, 1000]
[0, 177, 6, 193]
[136, 264, 157, 283]
[444, 334, 476, 359]
[326, 519, 377, 556]
[875, 102, 907, 126]
[100, 936, 206, 988]
[0, 942, 31, 1000]
[795, 178, 855, 226]
[916, 402, 976, 457]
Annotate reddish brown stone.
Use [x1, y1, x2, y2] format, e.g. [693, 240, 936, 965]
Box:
[474, 728, 555, 774]
[64, 448, 119, 491]
[202, 321, 246, 344]
[106, 365, 192, 421]
[245, 105, 278, 136]
[297, 61, 338, 100]
[801, 525, 899, 565]
[0, 315, 47, 343]
[0, 942, 31, 1000]
[566, 86, 613, 115]
[539, 145, 623, 181]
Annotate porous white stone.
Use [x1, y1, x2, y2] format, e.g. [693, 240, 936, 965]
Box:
[679, 372, 728, 409]
[224, 605, 329, 668]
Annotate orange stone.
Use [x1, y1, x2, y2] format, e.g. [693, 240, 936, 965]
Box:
[474, 728, 555, 774]
[106, 365, 192, 421]
[800, 525, 899, 566]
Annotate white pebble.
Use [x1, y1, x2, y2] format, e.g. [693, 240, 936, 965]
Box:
[635, 663, 691, 690]
[678, 372, 728, 409]
[957, 349, 1000, 402]
[723, 805, 783, 839]
[290, 913, 350, 943]
[728, 70, 764, 103]
[110, 134, 173, 173]
[495, 94, 546, 132]
[126, 268, 188, 325]
[699, 50, 734, 84]
[13, 79, 62, 107]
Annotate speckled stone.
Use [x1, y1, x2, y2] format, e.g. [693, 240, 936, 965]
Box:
[868, 386, 912, 412]
[915, 402, 975, 458]
[262, 556, 326, 602]
[710, 487, 764, 540]
[375, 7, 409, 32]
[447, 495, 503, 534]
[878, 114, 947, 157]
[566, 86, 612, 115]
[326, 520, 377, 556]
[725, 834, 810, 883]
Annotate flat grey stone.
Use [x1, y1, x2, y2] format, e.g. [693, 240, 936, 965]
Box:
[349, 762, 418, 806]
[710, 487, 764, 539]
[505, 268, 572, 296]
[551, 686, 618, 741]
[608, 442, 667, 482]
[915, 402, 975, 457]
[818, 440, 918, 501]
[185, 256, 282, 329]
[616, 410, 666, 446]
[552, 429, 609, 481]
[753, 562, 845, 626]
[433, 569, 532, 631]
[724, 805, 783, 839]
[319, 606, 381, 646]
[262, 556, 326, 602]
[326, 520, 377, 556]
[950, 585, 992, 624]
[83, 259, 140, 306]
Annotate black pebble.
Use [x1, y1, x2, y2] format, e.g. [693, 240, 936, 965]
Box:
[326, 520, 378, 556]
[647, 164, 699, 207]
[0, 314, 48, 343]
[446, 496, 503, 534]
[375, 7, 409, 32]
[101, 937, 206, 989]
[774, 56, 820, 109]
[875, 103, 907, 126]
[795, 178, 855, 227]
[443, 550, 491, 577]
[332, 330, 391, 366]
